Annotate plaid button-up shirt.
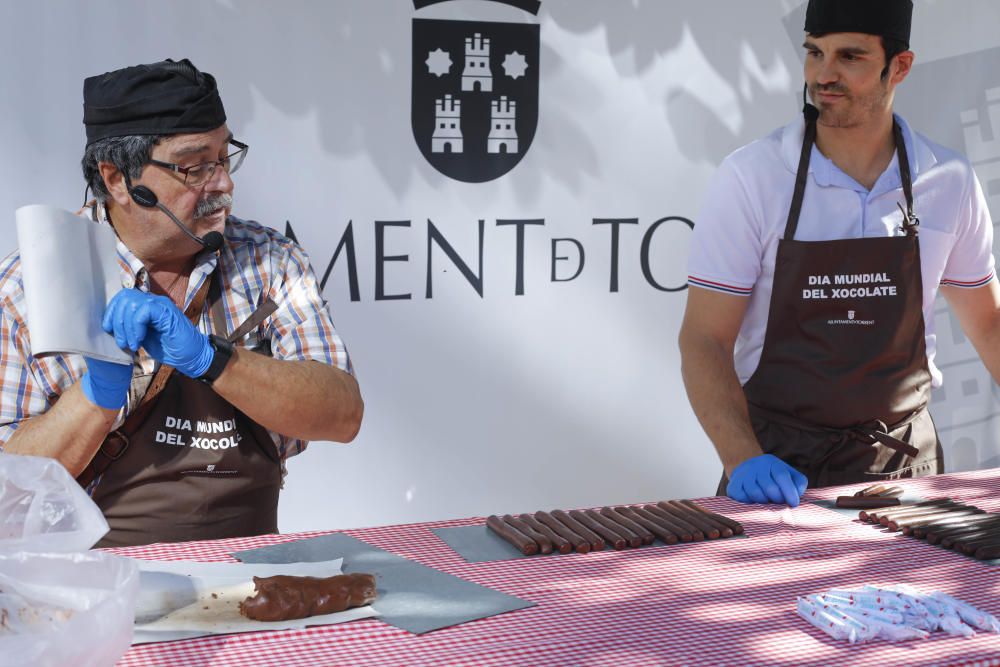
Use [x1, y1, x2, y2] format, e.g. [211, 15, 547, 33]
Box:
[0, 213, 352, 461]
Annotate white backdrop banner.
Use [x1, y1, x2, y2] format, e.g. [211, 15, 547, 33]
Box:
[2, 0, 1000, 533]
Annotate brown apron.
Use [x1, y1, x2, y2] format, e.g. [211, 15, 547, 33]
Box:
[721, 115, 942, 492]
[85, 269, 283, 548]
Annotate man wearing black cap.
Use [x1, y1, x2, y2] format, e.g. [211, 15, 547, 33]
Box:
[680, 1, 1000, 506]
[0, 59, 364, 547]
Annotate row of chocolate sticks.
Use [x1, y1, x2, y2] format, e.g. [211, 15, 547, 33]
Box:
[487, 500, 745, 556]
[858, 499, 1000, 560]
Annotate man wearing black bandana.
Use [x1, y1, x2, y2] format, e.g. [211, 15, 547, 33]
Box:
[681, 1, 1000, 506]
[0, 59, 364, 547]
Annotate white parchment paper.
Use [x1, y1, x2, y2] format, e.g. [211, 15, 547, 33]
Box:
[132, 558, 378, 644]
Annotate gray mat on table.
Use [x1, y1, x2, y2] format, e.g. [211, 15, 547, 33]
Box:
[432, 523, 747, 564]
[812, 496, 1000, 566]
[232, 532, 534, 634]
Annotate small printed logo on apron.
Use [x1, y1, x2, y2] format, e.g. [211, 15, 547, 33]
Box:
[827, 312, 876, 327]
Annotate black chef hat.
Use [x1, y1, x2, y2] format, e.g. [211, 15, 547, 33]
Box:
[805, 0, 913, 46]
[83, 58, 226, 145]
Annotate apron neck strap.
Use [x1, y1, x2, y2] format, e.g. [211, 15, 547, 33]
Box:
[185, 270, 213, 321]
[207, 267, 279, 344]
[893, 120, 919, 236]
[784, 112, 918, 241]
[783, 112, 818, 242]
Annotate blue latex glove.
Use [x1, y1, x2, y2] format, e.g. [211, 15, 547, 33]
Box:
[80, 357, 132, 410]
[102, 289, 214, 379]
[727, 454, 808, 507]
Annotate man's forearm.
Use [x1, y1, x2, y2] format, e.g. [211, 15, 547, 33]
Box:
[965, 320, 1000, 389]
[942, 282, 1000, 392]
[212, 349, 363, 443]
[3, 383, 119, 477]
[679, 333, 763, 477]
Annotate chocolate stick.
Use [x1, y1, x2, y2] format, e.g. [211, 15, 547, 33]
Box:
[892, 507, 984, 533]
[941, 521, 1000, 548]
[518, 514, 572, 554]
[975, 543, 1000, 560]
[966, 535, 1000, 555]
[862, 499, 952, 523]
[503, 515, 553, 554]
[600, 507, 655, 545]
[632, 506, 693, 542]
[878, 502, 959, 527]
[569, 510, 626, 550]
[552, 510, 605, 551]
[535, 511, 590, 553]
[874, 498, 955, 517]
[854, 484, 904, 498]
[927, 516, 1000, 545]
[585, 509, 642, 548]
[677, 500, 740, 537]
[884, 507, 966, 532]
[957, 536, 1000, 556]
[616, 506, 679, 544]
[645, 504, 705, 541]
[858, 507, 888, 523]
[941, 523, 1000, 549]
[487, 515, 538, 556]
[899, 508, 986, 535]
[836, 496, 902, 509]
[876, 500, 959, 526]
[912, 513, 1000, 539]
[953, 532, 1000, 555]
[658, 501, 721, 539]
[923, 521, 1000, 549]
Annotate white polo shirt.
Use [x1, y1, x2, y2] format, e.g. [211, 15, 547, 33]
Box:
[687, 114, 995, 387]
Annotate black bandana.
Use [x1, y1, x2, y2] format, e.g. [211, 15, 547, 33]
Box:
[83, 58, 226, 145]
[805, 0, 913, 46]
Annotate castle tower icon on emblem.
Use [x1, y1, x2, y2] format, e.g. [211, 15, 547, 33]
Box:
[488, 96, 518, 154]
[462, 33, 493, 92]
[432, 94, 463, 153]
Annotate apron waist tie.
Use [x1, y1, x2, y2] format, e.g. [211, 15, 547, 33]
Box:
[747, 403, 923, 459]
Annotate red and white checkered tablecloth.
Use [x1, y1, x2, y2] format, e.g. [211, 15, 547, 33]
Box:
[111, 469, 1000, 667]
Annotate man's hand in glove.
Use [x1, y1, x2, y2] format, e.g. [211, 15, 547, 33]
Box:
[102, 289, 214, 379]
[80, 357, 132, 410]
[727, 454, 808, 507]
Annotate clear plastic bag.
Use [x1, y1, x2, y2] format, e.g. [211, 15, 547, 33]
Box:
[0, 454, 138, 667]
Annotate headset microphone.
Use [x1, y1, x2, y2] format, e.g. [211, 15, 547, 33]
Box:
[128, 185, 225, 252]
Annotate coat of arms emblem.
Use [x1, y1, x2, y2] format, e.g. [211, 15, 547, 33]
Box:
[412, 0, 540, 182]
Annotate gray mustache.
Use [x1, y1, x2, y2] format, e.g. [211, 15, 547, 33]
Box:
[195, 193, 233, 218]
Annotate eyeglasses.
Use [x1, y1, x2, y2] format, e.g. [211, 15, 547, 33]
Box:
[147, 139, 249, 187]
